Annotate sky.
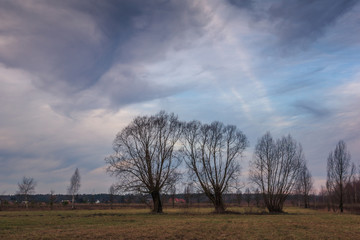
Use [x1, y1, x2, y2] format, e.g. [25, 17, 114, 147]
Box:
[0, 0, 359, 194]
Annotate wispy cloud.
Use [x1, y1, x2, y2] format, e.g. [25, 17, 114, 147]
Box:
[293, 100, 331, 119]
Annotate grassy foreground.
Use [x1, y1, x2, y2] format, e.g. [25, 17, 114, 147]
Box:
[0, 207, 359, 239]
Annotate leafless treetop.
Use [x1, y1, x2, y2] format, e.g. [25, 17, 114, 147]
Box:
[68, 168, 81, 196]
[17, 176, 36, 198]
[250, 132, 304, 212]
[181, 120, 248, 212]
[106, 111, 183, 194]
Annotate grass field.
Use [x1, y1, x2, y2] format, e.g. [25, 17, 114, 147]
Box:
[1, 207, 359, 239]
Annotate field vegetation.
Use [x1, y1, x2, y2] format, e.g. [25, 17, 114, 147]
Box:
[1, 206, 359, 239]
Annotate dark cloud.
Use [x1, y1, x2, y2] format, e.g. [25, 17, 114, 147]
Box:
[0, 0, 117, 93]
[98, 69, 188, 109]
[230, 0, 358, 48]
[227, 0, 254, 10]
[267, 0, 358, 47]
[293, 100, 331, 119]
[0, 0, 209, 111]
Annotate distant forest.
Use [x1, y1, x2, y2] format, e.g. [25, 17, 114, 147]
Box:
[0, 193, 320, 206]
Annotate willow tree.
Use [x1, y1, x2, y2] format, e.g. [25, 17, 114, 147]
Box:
[105, 111, 183, 213]
[250, 132, 303, 213]
[181, 121, 248, 213]
[326, 140, 354, 213]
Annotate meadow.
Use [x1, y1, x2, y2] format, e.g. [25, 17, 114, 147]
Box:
[1, 207, 359, 239]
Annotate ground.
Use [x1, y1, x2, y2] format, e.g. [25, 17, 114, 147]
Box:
[0, 207, 359, 239]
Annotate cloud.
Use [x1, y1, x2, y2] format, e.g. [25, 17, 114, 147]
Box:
[229, 0, 358, 50]
[293, 100, 331, 119]
[0, 63, 138, 193]
[0, 0, 359, 194]
[1, 0, 356, 115]
[227, 0, 254, 10]
[269, 67, 326, 96]
[328, 74, 360, 144]
[0, 0, 211, 113]
[267, 0, 358, 47]
[0, 0, 106, 92]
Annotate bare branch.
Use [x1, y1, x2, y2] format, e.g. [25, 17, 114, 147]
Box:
[249, 132, 303, 213]
[105, 111, 183, 213]
[181, 120, 248, 213]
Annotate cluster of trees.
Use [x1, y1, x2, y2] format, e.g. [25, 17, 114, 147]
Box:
[11, 111, 358, 214]
[105, 111, 249, 213]
[15, 168, 81, 209]
[105, 111, 359, 214]
[105, 111, 314, 213]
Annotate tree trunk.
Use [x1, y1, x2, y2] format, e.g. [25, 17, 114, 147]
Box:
[340, 183, 343, 213]
[151, 191, 163, 213]
[304, 194, 308, 208]
[266, 199, 284, 213]
[72, 194, 75, 209]
[267, 205, 283, 213]
[354, 182, 357, 204]
[25, 194, 28, 209]
[213, 193, 225, 213]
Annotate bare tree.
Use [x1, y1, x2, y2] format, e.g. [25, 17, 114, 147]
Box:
[68, 168, 80, 209]
[236, 190, 243, 207]
[245, 188, 251, 206]
[105, 111, 183, 213]
[17, 176, 36, 208]
[326, 140, 354, 213]
[109, 185, 116, 209]
[250, 132, 303, 213]
[254, 188, 261, 207]
[181, 121, 248, 213]
[184, 182, 193, 208]
[355, 164, 360, 203]
[297, 162, 313, 208]
[49, 190, 56, 210]
[346, 164, 359, 204]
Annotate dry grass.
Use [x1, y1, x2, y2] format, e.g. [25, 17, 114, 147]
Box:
[0, 207, 359, 239]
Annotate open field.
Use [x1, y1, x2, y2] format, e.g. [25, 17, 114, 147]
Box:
[1, 207, 359, 240]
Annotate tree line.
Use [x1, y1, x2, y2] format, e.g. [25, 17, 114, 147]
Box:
[7, 111, 358, 213]
[105, 111, 359, 213]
